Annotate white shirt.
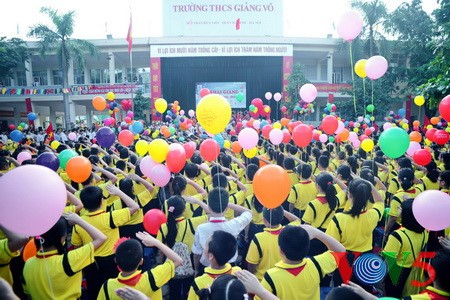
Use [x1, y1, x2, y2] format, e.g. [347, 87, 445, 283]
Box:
[54, 133, 61, 142]
[0, 134, 7, 143]
[36, 133, 45, 143]
[192, 211, 252, 267]
[60, 132, 68, 143]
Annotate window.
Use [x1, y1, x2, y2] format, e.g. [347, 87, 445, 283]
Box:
[52, 70, 63, 85]
[0, 77, 11, 86]
[32, 70, 48, 85]
[115, 69, 123, 83]
[126, 68, 138, 83]
[16, 71, 26, 86]
[305, 65, 317, 81]
[74, 69, 85, 84]
[89, 69, 109, 84]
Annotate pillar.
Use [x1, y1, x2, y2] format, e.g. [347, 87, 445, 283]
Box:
[68, 63, 75, 85]
[327, 52, 333, 84]
[13, 107, 21, 125]
[85, 106, 92, 127]
[25, 60, 33, 86]
[84, 65, 91, 84]
[47, 68, 52, 85]
[49, 106, 57, 127]
[316, 61, 321, 82]
[108, 52, 116, 85]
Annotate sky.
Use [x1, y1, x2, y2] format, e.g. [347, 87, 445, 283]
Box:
[0, 0, 440, 41]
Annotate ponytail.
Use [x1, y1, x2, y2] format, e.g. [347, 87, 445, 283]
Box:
[316, 172, 337, 211]
[347, 179, 370, 217]
[172, 176, 187, 196]
[253, 195, 264, 213]
[165, 195, 186, 248]
[425, 161, 439, 183]
[398, 168, 414, 191]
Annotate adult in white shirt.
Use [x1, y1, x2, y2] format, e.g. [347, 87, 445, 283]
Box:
[192, 187, 252, 273]
[36, 131, 45, 145]
[60, 130, 68, 143]
[0, 132, 7, 144]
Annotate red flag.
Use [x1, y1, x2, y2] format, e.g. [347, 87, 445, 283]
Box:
[46, 122, 54, 141]
[126, 14, 132, 53]
[235, 18, 240, 30]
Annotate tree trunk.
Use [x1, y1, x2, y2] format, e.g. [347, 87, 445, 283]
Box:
[61, 50, 72, 129]
[369, 26, 374, 56]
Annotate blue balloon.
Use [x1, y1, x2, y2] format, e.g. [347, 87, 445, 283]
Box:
[214, 134, 225, 148]
[131, 121, 144, 134]
[10, 130, 24, 142]
[260, 120, 268, 129]
[27, 112, 36, 121]
[201, 133, 208, 139]
[398, 108, 406, 117]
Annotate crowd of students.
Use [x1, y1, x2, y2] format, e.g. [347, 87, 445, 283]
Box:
[0, 123, 450, 300]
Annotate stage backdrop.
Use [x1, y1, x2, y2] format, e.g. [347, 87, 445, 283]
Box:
[195, 82, 246, 108]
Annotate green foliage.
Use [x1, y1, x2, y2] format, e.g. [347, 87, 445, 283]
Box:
[286, 63, 309, 112]
[133, 89, 150, 120]
[0, 37, 29, 79]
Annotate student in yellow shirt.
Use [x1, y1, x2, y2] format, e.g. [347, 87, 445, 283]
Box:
[334, 165, 352, 212]
[184, 163, 211, 196]
[0, 226, 27, 286]
[243, 163, 259, 198]
[288, 164, 318, 218]
[23, 213, 106, 300]
[284, 157, 299, 187]
[167, 176, 208, 218]
[422, 161, 440, 191]
[97, 234, 183, 300]
[440, 171, 450, 194]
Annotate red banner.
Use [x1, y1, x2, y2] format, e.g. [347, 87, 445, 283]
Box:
[80, 85, 140, 95]
[150, 57, 162, 121]
[315, 83, 352, 93]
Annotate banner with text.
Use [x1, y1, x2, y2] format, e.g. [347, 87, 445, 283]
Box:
[196, 82, 246, 108]
[151, 44, 293, 58]
[163, 0, 283, 37]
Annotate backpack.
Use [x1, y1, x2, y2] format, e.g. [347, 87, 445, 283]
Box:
[172, 220, 195, 279]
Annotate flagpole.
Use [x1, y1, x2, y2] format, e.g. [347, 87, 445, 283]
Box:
[130, 50, 134, 112]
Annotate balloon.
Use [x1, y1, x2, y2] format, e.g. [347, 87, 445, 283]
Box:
[253, 120, 261, 130]
[273, 92, 282, 102]
[269, 128, 283, 145]
[262, 124, 272, 139]
[23, 239, 37, 262]
[253, 165, 291, 209]
[339, 129, 350, 141]
[58, 149, 78, 170]
[282, 130, 291, 144]
[251, 98, 264, 108]
[322, 116, 338, 135]
[135, 140, 148, 156]
[231, 141, 242, 153]
[196, 94, 231, 134]
[117, 130, 134, 147]
[409, 131, 422, 143]
[0, 165, 66, 236]
[188, 109, 195, 117]
[155, 98, 168, 114]
[200, 88, 211, 98]
[354, 59, 367, 78]
[412, 190, 450, 231]
[66, 156, 92, 183]
[434, 130, 449, 145]
[336, 10, 363, 41]
[68, 132, 77, 141]
[238, 128, 259, 150]
[214, 134, 225, 148]
[36, 152, 60, 172]
[414, 95, 425, 106]
[319, 134, 328, 143]
[96, 127, 116, 148]
[379, 127, 410, 159]
[199, 139, 220, 162]
[127, 111, 134, 118]
[92, 96, 107, 111]
[406, 142, 421, 156]
[106, 91, 115, 101]
[10, 130, 24, 142]
[149, 164, 171, 187]
[148, 139, 169, 163]
[335, 121, 345, 134]
[50, 140, 60, 150]
[299, 84, 317, 103]
[166, 144, 186, 174]
[352, 139, 361, 148]
[365, 55, 388, 80]
[17, 151, 32, 165]
[235, 92, 244, 103]
[243, 147, 258, 158]
[361, 139, 374, 152]
[413, 149, 432, 166]
[131, 121, 144, 134]
[425, 128, 437, 142]
[265, 92, 273, 100]
[292, 124, 312, 148]
[143, 209, 167, 235]
[139, 156, 158, 178]
[367, 104, 375, 113]
[27, 112, 37, 121]
[183, 142, 195, 159]
[439, 95, 450, 122]
[430, 117, 439, 125]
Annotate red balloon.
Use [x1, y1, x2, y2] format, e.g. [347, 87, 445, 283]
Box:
[8, 124, 15, 130]
[313, 132, 320, 141]
[124, 117, 132, 124]
[200, 88, 210, 98]
[434, 130, 449, 145]
[262, 125, 272, 139]
[143, 209, 167, 235]
[251, 98, 264, 109]
[282, 130, 291, 144]
[292, 124, 312, 148]
[359, 134, 369, 141]
[335, 135, 342, 144]
[118, 130, 134, 146]
[166, 148, 186, 174]
[183, 143, 195, 159]
[200, 139, 220, 162]
[321, 116, 339, 135]
[413, 149, 432, 166]
[281, 106, 287, 113]
[364, 128, 372, 136]
[439, 95, 450, 122]
[425, 128, 437, 142]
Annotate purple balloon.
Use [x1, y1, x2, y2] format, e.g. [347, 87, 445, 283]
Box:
[36, 152, 60, 172]
[96, 126, 116, 148]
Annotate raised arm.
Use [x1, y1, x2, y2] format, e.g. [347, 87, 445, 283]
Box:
[63, 212, 106, 250]
[66, 190, 84, 212]
[106, 184, 139, 215]
[183, 195, 211, 214]
[136, 231, 183, 267]
[93, 165, 118, 184]
[227, 203, 251, 214]
[185, 177, 207, 198]
[0, 225, 28, 253]
[128, 174, 154, 193]
[301, 224, 345, 253]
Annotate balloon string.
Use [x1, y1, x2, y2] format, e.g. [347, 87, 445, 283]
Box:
[363, 78, 366, 116]
[349, 42, 357, 115]
[371, 79, 374, 107]
[39, 237, 56, 299]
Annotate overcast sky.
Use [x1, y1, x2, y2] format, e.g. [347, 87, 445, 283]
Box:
[0, 0, 439, 40]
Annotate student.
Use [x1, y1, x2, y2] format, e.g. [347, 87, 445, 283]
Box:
[383, 199, 429, 298]
[439, 171, 450, 194]
[243, 163, 259, 198]
[0, 226, 28, 286]
[97, 233, 183, 300]
[167, 176, 208, 218]
[326, 178, 384, 288]
[188, 231, 240, 300]
[422, 161, 440, 191]
[192, 188, 252, 275]
[257, 225, 345, 300]
[23, 213, 106, 299]
[313, 155, 330, 176]
[288, 164, 317, 218]
[71, 184, 140, 300]
[284, 157, 298, 187]
[334, 165, 352, 213]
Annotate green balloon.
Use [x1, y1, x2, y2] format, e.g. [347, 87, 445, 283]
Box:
[383, 208, 390, 219]
[236, 93, 244, 102]
[169, 126, 176, 135]
[367, 104, 375, 112]
[329, 136, 335, 143]
[59, 149, 78, 170]
[379, 127, 409, 159]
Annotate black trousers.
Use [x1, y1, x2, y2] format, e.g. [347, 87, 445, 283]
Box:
[168, 276, 194, 300]
[84, 254, 119, 300]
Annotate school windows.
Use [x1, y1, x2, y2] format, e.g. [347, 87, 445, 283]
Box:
[16, 71, 26, 86]
[74, 69, 85, 84]
[115, 69, 123, 83]
[52, 70, 63, 85]
[32, 70, 48, 85]
[90, 69, 110, 84]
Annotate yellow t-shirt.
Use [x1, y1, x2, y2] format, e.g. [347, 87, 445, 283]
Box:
[288, 180, 318, 211]
[287, 170, 299, 187]
[422, 176, 439, 191]
[383, 228, 428, 268]
[110, 189, 159, 225]
[0, 238, 20, 285]
[302, 195, 336, 230]
[244, 195, 264, 225]
[389, 186, 423, 223]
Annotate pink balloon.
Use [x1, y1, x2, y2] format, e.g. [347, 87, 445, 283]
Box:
[104, 118, 112, 126]
[150, 164, 171, 187]
[365, 55, 388, 80]
[334, 120, 345, 134]
[253, 120, 261, 130]
[17, 151, 32, 164]
[0, 165, 66, 236]
[180, 110, 185, 116]
[68, 132, 77, 141]
[188, 110, 195, 117]
[352, 139, 361, 148]
[413, 190, 450, 231]
[265, 92, 273, 100]
[406, 141, 421, 156]
[299, 84, 317, 103]
[319, 134, 328, 143]
[383, 122, 392, 130]
[349, 131, 358, 142]
[336, 10, 363, 42]
[238, 128, 258, 150]
[273, 93, 282, 102]
[269, 128, 283, 145]
[140, 156, 158, 178]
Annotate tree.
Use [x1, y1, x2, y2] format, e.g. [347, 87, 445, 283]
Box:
[133, 89, 150, 121]
[286, 63, 309, 111]
[28, 7, 97, 129]
[0, 37, 29, 80]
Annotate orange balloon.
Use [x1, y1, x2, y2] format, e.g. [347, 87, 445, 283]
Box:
[257, 155, 268, 168]
[253, 165, 291, 209]
[23, 239, 37, 262]
[430, 117, 439, 125]
[339, 129, 350, 141]
[92, 96, 106, 111]
[424, 146, 431, 152]
[66, 156, 92, 183]
[409, 131, 422, 143]
[231, 141, 242, 153]
[160, 126, 169, 133]
[280, 118, 290, 127]
[247, 118, 255, 129]
[163, 130, 171, 138]
[413, 120, 420, 127]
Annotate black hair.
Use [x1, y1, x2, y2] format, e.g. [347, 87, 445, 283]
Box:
[276, 153, 285, 167]
[336, 165, 352, 182]
[337, 151, 346, 160]
[400, 199, 424, 233]
[208, 188, 229, 213]
[191, 154, 202, 165]
[118, 178, 135, 208]
[119, 148, 129, 159]
[347, 156, 358, 174]
[300, 152, 310, 162]
[81, 173, 94, 186]
[252, 195, 264, 213]
[207, 230, 237, 266]
[374, 155, 386, 166]
[279, 225, 310, 261]
[357, 147, 367, 160]
[248, 157, 259, 166]
[165, 195, 186, 248]
[116, 160, 126, 171]
[442, 152, 450, 171]
[134, 161, 144, 177]
[102, 155, 112, 166]
[344, 144, 353, 156]
[129, 155, 137, 165]
[347, 179, 371, 217]
[431, 249, 450, 292]
[197, 274, 247, 300]
[0, 157, 9, 170]
[424, 161, 439, 183]
[283, 157, 295, 170]
[326, 143, 335, 153]
[172, 175, 187, 195]
[326, 286, 364, 300]
[312, 148, 321, 163]
[289, 146, 298, 155]
[82, 149, 91, 158]
[34, 217, 67, 255]
[221, 155, 232, 169]
[316, 172, 337, 211]
[115, 239, 143, 272]
[398, 157, 412, 169]
[212, 173, 228, 188]
[440, 171, 450, 189]
[298, 164, 312, 179]
[210, 165, 223, 177]
[263, 206, 284, 226]
[88, 155, 99, 166]
[361, 160, 378, 178]
[322, 150, 331, 158]
[398, 168, 414, 191]
[90, 147, 99, 155]
[185, 163, 200, 178]
[360, 168, 375, 185]
[246, 164, 259, 181]
[318, 155, 329, 169]
[80, 186, 103, 211]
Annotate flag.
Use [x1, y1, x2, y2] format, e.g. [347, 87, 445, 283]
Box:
[46, 122, 54, 141]
[126, 13, 132, 53]
[235, 18, 240, 30]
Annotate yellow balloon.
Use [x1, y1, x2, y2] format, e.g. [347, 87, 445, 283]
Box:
[134, 134, 140, 140]
[353, 127, 359, 133]
[424, 138, 432, 145]
[272, 122, 282, 129]
[152, 131, 159, 139]
[155, 98, 168, 114]
[51, 140, 60, 150]
[354, 59, 367, 78]
[402, 123, 409, 130]
[361, 139, 374, 152]
[148, 138, 169, 163]
[244, 147, 258, 158]
[414, 95, 425, 106]
[135, 140, 148, 156]
[224, 140, 231, 149]
[196, 94, 231, 134]
[106, 91, 115, 101]
[426, 125, 433, 130]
